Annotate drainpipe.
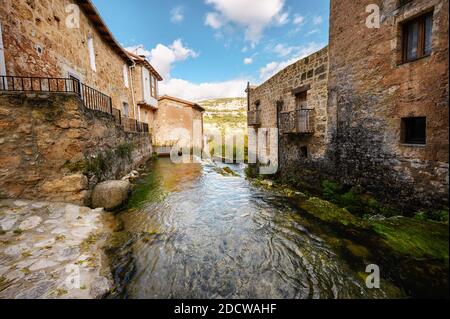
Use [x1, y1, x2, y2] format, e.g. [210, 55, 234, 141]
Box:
[129, 62, 139, 122]
[276, 100, 283, 175]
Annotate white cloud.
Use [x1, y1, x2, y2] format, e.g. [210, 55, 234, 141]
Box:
[244, 58, 253, 65]
[275, 12, 290, 26]
[205, 12, 224, 29]
[126, 39, 198, 80]
[170, 6, 185, 24]
[312, 15, 323, 25]
[259, 42, 324, 81]
[204, 0, 288, 45]
[272, 43, 295, 57]
[160, 78, 248, 101]
[293, 14, 305, 25]
[126, 42, 246, 101]
[306, 29, 320, 36]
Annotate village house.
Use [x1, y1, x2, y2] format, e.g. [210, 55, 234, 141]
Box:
[0, 0, 150, 129]
[0, 0, 155, 203]
[154, 95, 205, 155]
[247, 47, 329, 186]
[127, 50, 163, 136]
[248, 0, 449, 210]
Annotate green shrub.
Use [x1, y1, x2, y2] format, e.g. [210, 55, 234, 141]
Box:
[116, 143, 134, 160]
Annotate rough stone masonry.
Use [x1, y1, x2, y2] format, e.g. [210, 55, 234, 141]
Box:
[0, 92, 152, 205]
[248, 0, 449, 211]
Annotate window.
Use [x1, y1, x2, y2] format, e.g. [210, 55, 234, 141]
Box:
[295, 91, 308, 110]
[122, 102, 129, 118]
[87, 35, 96, 72]
[142, 68, 151, 102]
[150, 75, 156, 98]
[0, 22, 6, 77]
[123, 64, 129, 88]
[402, 117, 426, 145]
[300, 146, 309, 158]
[402, 12, 433, 63]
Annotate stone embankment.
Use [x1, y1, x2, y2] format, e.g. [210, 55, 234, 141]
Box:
[0, 199, 115, 299]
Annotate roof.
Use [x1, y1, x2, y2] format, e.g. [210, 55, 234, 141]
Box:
[127, 51, 163, 81]
[76, 0, 133, 65]
[158, 95, 205, 112]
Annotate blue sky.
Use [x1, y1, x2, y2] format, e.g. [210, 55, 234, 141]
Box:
[92, 0, 330, 101]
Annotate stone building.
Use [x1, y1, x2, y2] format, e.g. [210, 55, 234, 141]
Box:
[154, 95, 205, 155]
[0, 0, 139, 120]
[0, 0, 154, 204]
[247, 47, 330, 187]
[328, 0, 448, 208]
[248, 0, 449, 210]
[127, 50, 163, 136]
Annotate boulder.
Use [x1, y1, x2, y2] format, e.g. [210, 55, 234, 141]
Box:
[91, 180, 131, 211]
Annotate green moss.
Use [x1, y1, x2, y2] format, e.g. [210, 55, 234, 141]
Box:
[80, 233, 99, 252]
[320, 180, 401, 218]
[63, 160, 88, 173]
[13, 229, 23, 235]
[55, 289, 68, 297]
[414, 208, 449, 224]
[300, 197, 371, 230]
[105, 231, 130, 252]
[64, 143, 135, 178]
[0, 276, 8, 291]
[371, 217, 449, 262]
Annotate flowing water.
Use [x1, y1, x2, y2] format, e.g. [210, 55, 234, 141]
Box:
[114, 158, 405, 299]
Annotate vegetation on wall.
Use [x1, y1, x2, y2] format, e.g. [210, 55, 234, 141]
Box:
[64, 142, 135, 180]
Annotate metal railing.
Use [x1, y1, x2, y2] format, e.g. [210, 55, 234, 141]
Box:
[0, 75, 149, 134]
[121, 117, 149, 134]
[248, 109, 261, 126]
[279, 109, 314, 134]
[0, 75, 112, 114]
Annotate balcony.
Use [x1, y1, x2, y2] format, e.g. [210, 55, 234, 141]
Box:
[279, 109, 314, 135]
[0, 75, 149, 134]
[248, 109, 261, 126]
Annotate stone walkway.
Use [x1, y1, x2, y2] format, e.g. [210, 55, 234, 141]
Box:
[0, 199, 113, 299]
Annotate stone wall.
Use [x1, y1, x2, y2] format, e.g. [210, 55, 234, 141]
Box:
[0, 92, 152, 205]
[328, 0, 449, 208]
[154, 97, 204, 150]
[248, 47, 331, 188]
[0, 0, 136, 118]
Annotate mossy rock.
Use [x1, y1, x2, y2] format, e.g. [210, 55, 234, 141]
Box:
[300, 197, 371, 230]
[371, 217, 449, 263]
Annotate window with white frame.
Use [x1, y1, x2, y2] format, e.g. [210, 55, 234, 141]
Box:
[88, 34, 96, 72]
[123, 64, 129, 88]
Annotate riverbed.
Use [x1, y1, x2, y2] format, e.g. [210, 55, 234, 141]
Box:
[109, 158, 414, 299]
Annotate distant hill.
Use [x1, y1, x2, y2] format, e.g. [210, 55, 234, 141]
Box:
[198, 97, 247, 134]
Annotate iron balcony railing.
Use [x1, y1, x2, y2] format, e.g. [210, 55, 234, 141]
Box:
[248, 109, 261, 126]
[0, 75, 113, 114]
[279, 108, 314, 134]
[0, 75, 149, 134]
[121, 117, 149, 134]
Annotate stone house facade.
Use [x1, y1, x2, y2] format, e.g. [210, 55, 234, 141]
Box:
[248, 0, 449, 210]
[328, 0, 449, 208]
[247, 47, 329, 187]
[0, 0, 137, 119]
[154, 95, 205, 154]
[127, 50, 163, 136]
